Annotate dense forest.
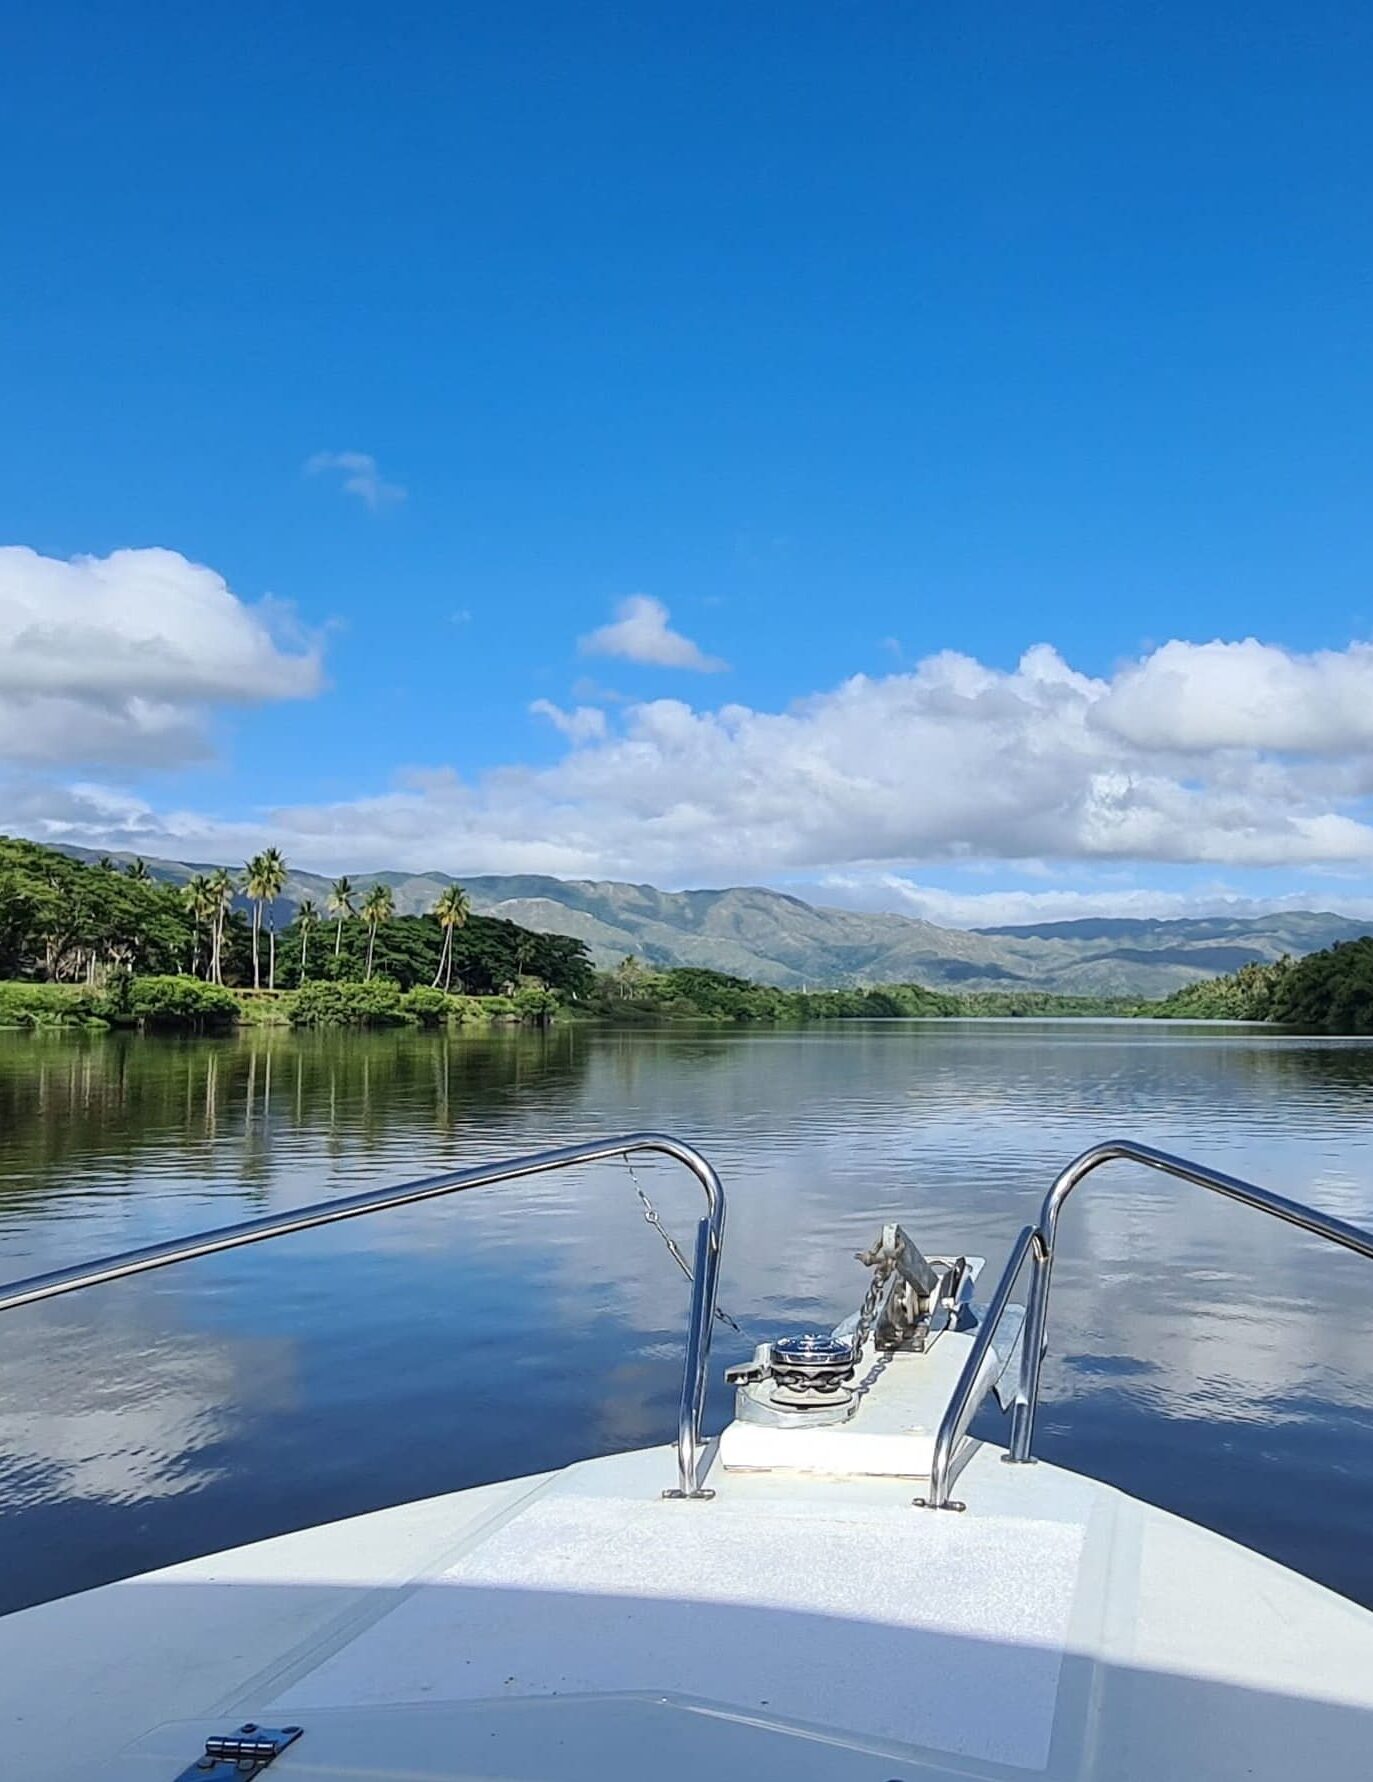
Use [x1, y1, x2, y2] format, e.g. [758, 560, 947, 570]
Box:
[1149, 940, 1373, 1032]
[1147, 957, 1296, 1021]
[1264, 938, 1373, 1033]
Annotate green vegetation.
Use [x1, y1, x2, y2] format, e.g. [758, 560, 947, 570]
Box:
[944, 990, 1144, 1017]
[0, 981, 105, 1028]
[0, 835, 591, 1030]
[1265, 938, 1373, 1033]
[1146, 957, 1296, 1022]
[110, 974, 240, 1030]
[16, 831, 1371, 1034]
[1143, 941, 1373, 1032]
[592, 961, 954, 1021]
[587, 962, 1143, 1022]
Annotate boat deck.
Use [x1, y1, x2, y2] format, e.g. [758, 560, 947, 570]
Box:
[8, 1436, 1373, 1780]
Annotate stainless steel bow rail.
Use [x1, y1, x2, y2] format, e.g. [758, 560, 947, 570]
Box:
[0, 1132, 726, 1501]
[923, 1139, 1373, 1510]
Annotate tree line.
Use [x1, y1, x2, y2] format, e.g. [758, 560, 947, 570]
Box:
[1147, 940, 1373, 1031]
[0, 837, 594, 1000]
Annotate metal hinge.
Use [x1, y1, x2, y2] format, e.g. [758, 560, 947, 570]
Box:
[175, 1723, 302, 1779]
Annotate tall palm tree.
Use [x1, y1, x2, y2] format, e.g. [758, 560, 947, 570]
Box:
[430, 884, 471, 990]
[243, 848, 287, 990]
[262, 848, 287, 990]
[243, 854, 267, 990]
[297, 898, 319, 980]
[329, 876, 356, 957]
[182, 874, 213, 977]
[207, 867, 234, 984]
[360, 883, 394, 982]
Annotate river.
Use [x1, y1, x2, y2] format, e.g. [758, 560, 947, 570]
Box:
[0, 1019, 1371, 1613]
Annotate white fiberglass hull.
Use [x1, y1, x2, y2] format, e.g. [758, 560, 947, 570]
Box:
[6, 1435, 1373, 1781]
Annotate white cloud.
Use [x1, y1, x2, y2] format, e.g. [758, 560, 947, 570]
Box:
[304, 449, 406, 509]
[818, 875, 1373, 929]
[0, 546, 322, 766]
[530, 699, 608, 743]
[1094, 637, 1373, 753]
[579, 595, 726, 671]
[18, 631, 1373, 901]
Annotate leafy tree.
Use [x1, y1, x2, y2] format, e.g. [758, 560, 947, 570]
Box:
[399, 984, 451, 1023]
[109, 974, 238, 1029]
[0, 837, 194, 983]
[290, 977, 407, 1027]
[431, 884, 471, 990]
[360, 882, 395, 981]
[124, 857, 152, 883]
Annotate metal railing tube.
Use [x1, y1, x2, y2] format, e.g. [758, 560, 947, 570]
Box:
[1008, 1139, 1373, 1464]
[0, 1130, 727, 1500]
[920, 1223, 1038, 1509]
[665, 1213, 724, 1498]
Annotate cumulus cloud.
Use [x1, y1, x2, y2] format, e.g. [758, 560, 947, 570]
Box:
[17, 632, 1373, 900]
[530, 699, 608, 743]
[1095, 638, 1373, 753]
[0, 547, 322, 766]
[304, 450, 406, 509]
[579, 595, 726, 671]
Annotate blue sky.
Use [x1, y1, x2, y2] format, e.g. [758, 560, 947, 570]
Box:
[5, 3, 1373, 923]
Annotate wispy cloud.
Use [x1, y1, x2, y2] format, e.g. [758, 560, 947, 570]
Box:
[579, 595, 726, 671]
[304, 450, 406, 510]
[530, 698, 608, 743]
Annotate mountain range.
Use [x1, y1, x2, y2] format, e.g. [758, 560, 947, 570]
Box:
[53, 845, 1373, 998]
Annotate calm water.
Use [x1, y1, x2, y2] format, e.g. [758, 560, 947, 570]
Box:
[1, 1020, 1372, 1614]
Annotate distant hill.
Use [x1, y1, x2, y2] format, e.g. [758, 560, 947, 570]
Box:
[49, 845, 1373, 998]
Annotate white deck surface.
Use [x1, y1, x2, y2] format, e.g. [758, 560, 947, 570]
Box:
[4, 1435, 1373, 1779]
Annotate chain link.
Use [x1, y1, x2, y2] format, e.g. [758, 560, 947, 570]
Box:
[850, 1254, 894, 1353]
[623, 1154, 741, 1333]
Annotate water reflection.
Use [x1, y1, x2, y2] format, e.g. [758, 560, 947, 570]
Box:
[0, 1022, 1371, 1613]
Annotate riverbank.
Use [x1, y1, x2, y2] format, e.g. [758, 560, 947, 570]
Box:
[0, 976, 559, 1032]
[0, 970, 1148, 1032]
[9, 941, 1368, 1033]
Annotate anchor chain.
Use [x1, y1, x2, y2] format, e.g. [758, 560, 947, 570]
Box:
[849, 1250, 895, 1353]
[624, 1154, 741, 1333]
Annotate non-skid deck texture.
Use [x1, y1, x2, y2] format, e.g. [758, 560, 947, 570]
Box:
[277, 1495, 1086, 1768]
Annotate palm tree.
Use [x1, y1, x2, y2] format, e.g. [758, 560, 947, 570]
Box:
[182, 874, 214, 977]
[329, 876, 356, 957]
[243, 855, 266, 989]
[262, 848, 287, 989]
[359, 883, 394, 981]
[297, 898, 319, 980]
[243, 848, 288, 991]
[124, 857, 152, 882]
[430, 884, 471, 990]
[206, 867, 234, 984]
